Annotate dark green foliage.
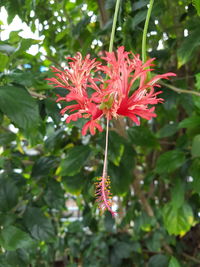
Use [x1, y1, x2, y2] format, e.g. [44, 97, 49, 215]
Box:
[0, 0, 200, 266]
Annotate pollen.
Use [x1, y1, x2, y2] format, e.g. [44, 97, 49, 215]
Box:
[95, 176, 116, 217]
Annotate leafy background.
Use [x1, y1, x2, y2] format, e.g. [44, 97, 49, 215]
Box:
[0, 0, 200, 266]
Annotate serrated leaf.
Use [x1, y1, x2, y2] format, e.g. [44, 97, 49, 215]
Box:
[113, 241, 134, 259]
[148, 254, 169, 267]
[0, 132, 16, 146]
[61, 145, 91, 176]
[0, 86, 40, 130]
[128, 126, 158, 148]
[163, 203, 194, 236]
[44, 180, 65, 208]
[62, 174, 85, 194]
[0, 177, 19, 212]
[0, 226, 34, 251]
[156, 150, 185, 174]
[23, 207, 55, 241]
[157, 123, 178, 138]
[31, 156, 59, 179]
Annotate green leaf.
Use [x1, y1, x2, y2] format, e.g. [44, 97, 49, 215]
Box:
[45, 129, 66, 151]
[190, 159, 200, 193]
[8, 70, 35, 87]
[131, 10, 147, 29]
[128, 126, 158, 148]
[0, 226, 34, 251]
[163, 203, 194, 236]
[178, 115, 200, 129]
[113, 241, 134, 259]
[0, 44, 15, 54]
[171, 179, 185, 209]
[193, 0, 200, 16]
[177, 28, 200, 67]
[0, 52, 9, 71]
[0, 213, 16, 228]
[62, 174, 85, 194]
[157, 123, 178, 138]
[14, 38, 40, 56]
[0, 255, 13, 267]
[55, 29, 68, 42]
[43, 180, 65, 208]
[108, 131, 125, 166]
[191, 134, 200, 157]
[156, 150, 185, 174]
[23, 207, 55, 241]
[0, 132, 16, 146]
[31, 156, 59, 179]
[132, 0, 148, 11]
[135, 212, 156, 233]
[104, 211, 115, 232]
[61, 145, 91, 176]
[45, 98, 60, 125]
[5, 250, 30, 267]
[148, 254, 169, 267]
[146, 232, 162, 252]
[0, 86, 40, 130]
[195, 73, 200, 90]
[109, 144, 135, 195]
[168, 256, 181, 267]
[0, 177, 19, 212]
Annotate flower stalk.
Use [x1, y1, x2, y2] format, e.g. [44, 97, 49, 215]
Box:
[142, 0, 154, 63]
[98, 0, 121, 216]
[109, 0, 121, 53]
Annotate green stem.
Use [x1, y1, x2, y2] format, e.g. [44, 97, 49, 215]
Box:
[142, 0, 154, 62]
[102, 116, 109, 178]
[109, 0, 121, 53]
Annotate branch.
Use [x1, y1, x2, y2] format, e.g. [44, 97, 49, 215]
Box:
[160, 81, 200, 97]
[182, 252, 200, 264]
[96, 0, 109, 27]
[29, 90, 46, 99]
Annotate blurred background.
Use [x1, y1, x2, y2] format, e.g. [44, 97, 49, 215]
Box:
[0, 0, 200, 266]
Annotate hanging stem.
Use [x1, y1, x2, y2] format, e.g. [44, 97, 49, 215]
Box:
[102, 116, 109, 178]
[109, 0, 121, 53]
[96, 0, 121, 216]
[142, 0, 154, 62]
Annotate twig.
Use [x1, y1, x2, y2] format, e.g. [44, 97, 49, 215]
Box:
[96, 0, 109, 27]
[29, 90, 46, 99]
[160, 81, 200, 97]
[182, 252, 200, 264]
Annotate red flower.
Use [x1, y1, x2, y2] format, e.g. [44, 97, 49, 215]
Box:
[47, 47, 175, 135]
[96, 46, 176, 124]
[47, 52, 104, 135]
